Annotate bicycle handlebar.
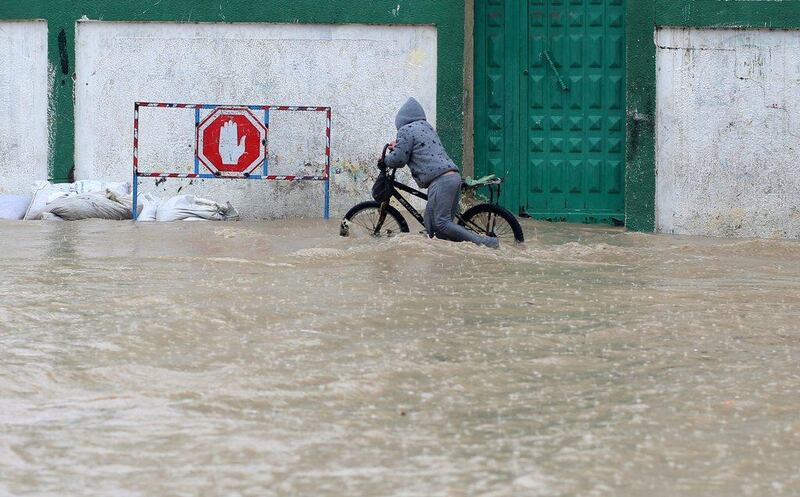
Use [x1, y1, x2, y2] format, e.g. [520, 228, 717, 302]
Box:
[378, 143, 392, 173]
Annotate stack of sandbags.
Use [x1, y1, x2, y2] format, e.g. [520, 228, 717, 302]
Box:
[137, 194, 239, 222]
[17, 181, 238, 222]
[24, 180, 132, 220]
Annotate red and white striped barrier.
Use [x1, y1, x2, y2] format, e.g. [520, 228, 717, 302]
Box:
[132, 102, 332, 220]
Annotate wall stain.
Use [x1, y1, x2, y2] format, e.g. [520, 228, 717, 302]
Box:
[57, 29, 69, 76]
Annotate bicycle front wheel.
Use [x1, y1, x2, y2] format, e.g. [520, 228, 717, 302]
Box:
[459, 204, 525, 243]
[340, 201, 410, 238]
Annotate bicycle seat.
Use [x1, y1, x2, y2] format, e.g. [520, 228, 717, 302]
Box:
[463, 175, 502, 187]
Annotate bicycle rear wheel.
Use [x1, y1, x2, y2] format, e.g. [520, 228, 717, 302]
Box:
[340, 201, 410, 238]
[459, 204, 524, 243]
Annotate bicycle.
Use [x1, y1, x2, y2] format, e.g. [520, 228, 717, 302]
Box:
[339, 144, 525, 243]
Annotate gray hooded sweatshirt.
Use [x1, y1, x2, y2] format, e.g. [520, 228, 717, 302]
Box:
[384, 98, 458, 188]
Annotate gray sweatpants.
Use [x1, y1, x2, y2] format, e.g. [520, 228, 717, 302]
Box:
[425, 172, 499, 248]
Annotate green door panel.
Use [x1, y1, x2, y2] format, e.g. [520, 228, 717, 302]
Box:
[474, 0, 522, 215]
[475, 0, 626, 224]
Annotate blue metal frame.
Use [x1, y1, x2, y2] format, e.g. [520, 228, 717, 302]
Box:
[132, 168, 138, 220]
[324, 118, 331, 219]
[263, 108, 270, 177]
[194, 107, 201, 175]
[324, 177, 330, 219]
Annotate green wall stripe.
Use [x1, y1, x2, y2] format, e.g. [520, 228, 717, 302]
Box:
[624, 0, 656, 232]
[0, 1, 464, 184]
[656, 0, 800, 29]
[49, 21, 75, 182]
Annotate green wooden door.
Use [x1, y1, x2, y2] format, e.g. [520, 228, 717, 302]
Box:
[474, 0, 626, 224]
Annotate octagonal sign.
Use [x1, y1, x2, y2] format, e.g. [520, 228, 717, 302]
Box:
[197, 107, 267, 176]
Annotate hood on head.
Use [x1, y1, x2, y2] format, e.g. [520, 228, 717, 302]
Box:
[395, 97, 427, 129]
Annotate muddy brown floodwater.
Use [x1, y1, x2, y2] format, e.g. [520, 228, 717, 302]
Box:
[0, 219, 799, 496]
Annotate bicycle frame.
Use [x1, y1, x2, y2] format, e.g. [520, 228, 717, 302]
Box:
[382, 167, 503, 233]
[385, 171, 427, 226]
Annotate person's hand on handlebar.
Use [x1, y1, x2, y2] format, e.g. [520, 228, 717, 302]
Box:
[387, 140, 397, 150]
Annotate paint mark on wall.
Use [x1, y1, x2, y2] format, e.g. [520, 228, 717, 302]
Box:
[57, 29, 69, 76]
[406, 48, 427, 69]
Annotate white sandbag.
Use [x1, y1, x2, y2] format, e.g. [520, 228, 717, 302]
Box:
[72, 180, 130, 197]
[23, 180, 131, 220]
[136, 193, 161, 222]
[41, 191, 132, 220]
[24, 181, 72, 220]
[155, 195, 239, 222]
[0, 194, 32, 220]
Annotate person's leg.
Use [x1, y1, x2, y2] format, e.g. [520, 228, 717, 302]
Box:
[427, 174, 499, 248]
[424, 190, 435, 238]
[425, 177, 455, 240]
[450, 179, 461, 221]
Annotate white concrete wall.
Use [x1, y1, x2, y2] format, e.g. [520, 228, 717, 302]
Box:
[75, 22, 438, 219]
[656, 28, 800, 239]
[0, 21, 48, 195]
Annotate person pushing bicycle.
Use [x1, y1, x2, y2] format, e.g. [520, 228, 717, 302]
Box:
[385, 98, 499, 248]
